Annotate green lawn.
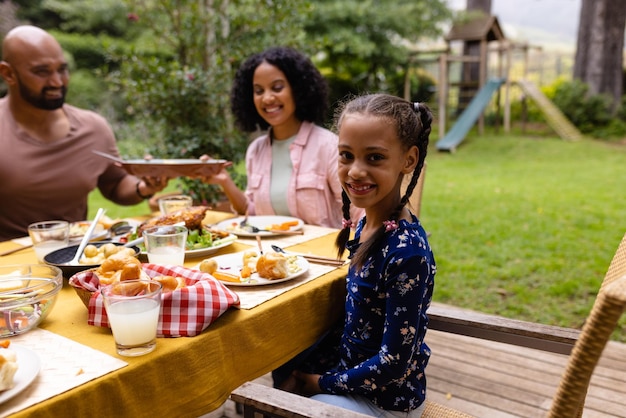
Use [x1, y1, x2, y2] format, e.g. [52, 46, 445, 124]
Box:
[421, 133, 626, 340]
[89, 133, 626, 341]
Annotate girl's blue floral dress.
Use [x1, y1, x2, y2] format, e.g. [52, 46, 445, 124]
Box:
[318, 213, 435, 412]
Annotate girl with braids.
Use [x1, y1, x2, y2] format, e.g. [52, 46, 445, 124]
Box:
[278, 94, 435, 417]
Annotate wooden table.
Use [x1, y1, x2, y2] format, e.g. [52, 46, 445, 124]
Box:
[0, 211, 347, 418]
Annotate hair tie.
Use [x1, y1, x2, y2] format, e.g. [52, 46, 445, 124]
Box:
[383, 220, 398, 232]
[342, 219, 354, 229]
[413, 102, 421, 113]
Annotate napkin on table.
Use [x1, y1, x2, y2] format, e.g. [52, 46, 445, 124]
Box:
[69, 264, 240, 337]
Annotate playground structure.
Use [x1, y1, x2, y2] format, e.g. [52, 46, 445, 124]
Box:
[406, 13, 583, 152]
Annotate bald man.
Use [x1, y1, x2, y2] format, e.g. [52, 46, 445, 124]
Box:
[0, 25, 168, 240]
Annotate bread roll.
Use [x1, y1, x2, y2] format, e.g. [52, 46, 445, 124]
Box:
[96, 252, 146, 285]
[199, 258, 218, 274]
[153, 275, 186, 293]
[0, 348, 18, 391]
[256, 252, 289, 280]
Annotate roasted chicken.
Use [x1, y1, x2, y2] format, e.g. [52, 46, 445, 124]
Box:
[138, 206, 209, 235]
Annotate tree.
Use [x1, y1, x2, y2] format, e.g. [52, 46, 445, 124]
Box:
[111, 0, 310, 204]
[303, 0, 452, 107]
[573, 0, 626, 113]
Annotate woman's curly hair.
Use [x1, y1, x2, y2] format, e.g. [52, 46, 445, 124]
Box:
[230, 46, 329, 132]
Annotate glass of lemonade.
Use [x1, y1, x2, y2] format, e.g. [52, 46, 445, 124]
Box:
[143, 225, 188, 266]
[101, 279, 162, 356]
[158, 195, 193, 215]
[28, 220, 70, 263]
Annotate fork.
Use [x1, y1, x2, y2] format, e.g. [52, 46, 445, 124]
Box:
[240, 211, 260, 233]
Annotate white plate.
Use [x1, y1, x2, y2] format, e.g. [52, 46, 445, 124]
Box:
[214, 216, 304, 237]
[0, 345, 41, 404]
[183, 234, 238, 258]
[69, 221, 108, 241]
[197, 251, 309, 286]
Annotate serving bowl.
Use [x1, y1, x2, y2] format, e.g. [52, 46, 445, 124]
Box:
[44, 241, 140, 278]
[0, 264, 63, 337]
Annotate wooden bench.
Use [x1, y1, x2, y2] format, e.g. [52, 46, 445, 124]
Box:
[231, 382, 371, 418]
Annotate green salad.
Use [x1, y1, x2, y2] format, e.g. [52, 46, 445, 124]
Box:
[123, 228, 236, 251]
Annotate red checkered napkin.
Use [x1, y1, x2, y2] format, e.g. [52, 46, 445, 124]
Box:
[70, 264, 240, 337]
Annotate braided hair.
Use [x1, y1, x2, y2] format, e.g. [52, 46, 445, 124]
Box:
[334, 94, 433, 268]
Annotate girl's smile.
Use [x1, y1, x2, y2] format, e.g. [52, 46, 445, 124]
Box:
[338, 114, 417, 223]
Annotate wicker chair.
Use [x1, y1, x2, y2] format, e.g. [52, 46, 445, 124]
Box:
[232, 232, 626, 417]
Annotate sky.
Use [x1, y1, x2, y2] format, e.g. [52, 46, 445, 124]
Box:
[447, 0, 582, 50]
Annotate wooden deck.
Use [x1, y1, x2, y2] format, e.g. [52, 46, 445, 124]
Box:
[219, 329, 626, 418]
[425, 330, 626, 417]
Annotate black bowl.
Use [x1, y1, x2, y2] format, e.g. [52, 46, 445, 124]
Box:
[44, 241, 140, 278]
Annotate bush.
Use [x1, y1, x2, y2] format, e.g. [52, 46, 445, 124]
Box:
[65, 69, 108, 111]
[548, 79, 617, 136]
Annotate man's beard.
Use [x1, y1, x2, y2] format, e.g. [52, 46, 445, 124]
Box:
[18, 81, 66, 110]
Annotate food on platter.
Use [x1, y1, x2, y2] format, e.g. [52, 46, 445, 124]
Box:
[210, 271, 243, 283]
[267, 220, 300, 231]
[95, 252, 149, 285]
[216, 215, 303, 236]
[137, 206, 210, 235]
[122, 206, 236, 253]
[0, 341, 18, 391]
[69, 215, 121, 239]
[199, 250, 303, 284]
[152, 275, 186, 293]
[241, 250, 259, 278]
[69, 221, 104, 238]
[257, 252, 294, 280]
[198, 258, 218, 275]
[79, 243, 137, 265]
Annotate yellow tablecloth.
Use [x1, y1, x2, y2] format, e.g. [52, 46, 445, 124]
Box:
[0, 212, 347, 418]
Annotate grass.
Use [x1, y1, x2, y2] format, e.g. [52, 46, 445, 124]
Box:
[422, 133, 626, 340]
[89, 132, 626, 341]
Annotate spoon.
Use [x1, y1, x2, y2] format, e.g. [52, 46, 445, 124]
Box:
[109, 221, 133, 237]
[68, 208, 106, 265]
[271, 245, 286, 254]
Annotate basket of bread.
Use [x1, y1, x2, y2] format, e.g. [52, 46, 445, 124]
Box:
[68, 252, 240, 337]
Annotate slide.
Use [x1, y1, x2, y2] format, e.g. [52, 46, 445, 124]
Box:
[436, 77, 505, 152]
[517, 79, 583, 141]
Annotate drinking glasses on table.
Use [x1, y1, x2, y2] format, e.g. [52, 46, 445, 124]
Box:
[28, 220, 70, 263]
[158, 195, 193, 215]
[101, 279, 162, 356]
[143, 225, 188, 266]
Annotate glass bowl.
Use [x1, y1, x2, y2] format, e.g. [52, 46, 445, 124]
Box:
[0, 264, 63, 337]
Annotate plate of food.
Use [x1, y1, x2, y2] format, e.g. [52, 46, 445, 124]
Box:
[93, 151, 230, 178]
[44, 241, 141, 278]
[121, 206, 238, 259]
[0, 343, 41, 405]
[214, 215, 304, 237]
[69, 221, 108, 242]
[196, 250, 309, 286]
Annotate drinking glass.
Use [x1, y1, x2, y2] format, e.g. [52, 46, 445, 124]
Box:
[28, 220, 70, 263]
[101, 279, 162, 356]
[158, 195, 193, 215]
[143, 225, 188, 265]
